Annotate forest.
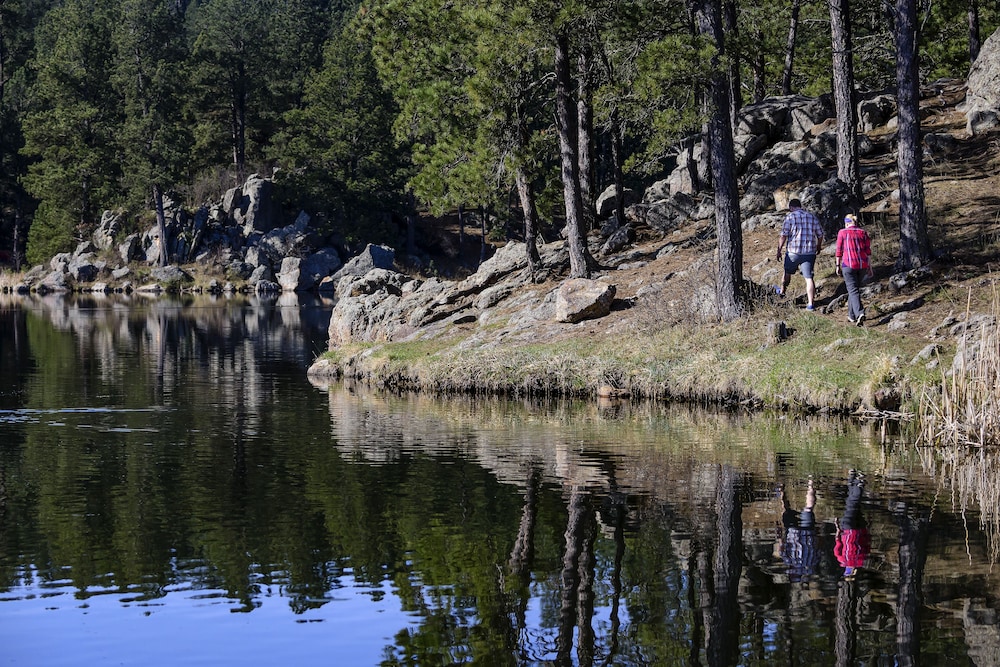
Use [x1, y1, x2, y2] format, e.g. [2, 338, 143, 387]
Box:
[0, 0, 996, 280]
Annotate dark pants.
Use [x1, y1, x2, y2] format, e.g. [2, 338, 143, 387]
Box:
[842, 266, 866, 321]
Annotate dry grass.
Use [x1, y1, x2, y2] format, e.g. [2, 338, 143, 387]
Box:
[918, 285, 1000, 447]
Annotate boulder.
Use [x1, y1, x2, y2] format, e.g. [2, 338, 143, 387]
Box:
[257, 215, 311, 263]
[248, 264, 274, 286]
[555, 278, 616, 323]
[595, 185, 640, 218]
[600, 225, 635, 256]
[68, 254, 103, 282]
[150, 265, 192, 284]
[963, 27, 1000, 135]
[857, 92, 897, 132]
[223, 174, 277, 236]
[798, 177, 864, 237]
[277, 257, 304, 292]
[330, 244, 397, 285]
[119, 234, 143, 264]
[92, 210, 124, 251]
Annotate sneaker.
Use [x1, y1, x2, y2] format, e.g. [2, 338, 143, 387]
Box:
[806, 304, 815, 311]
[847, 316, 856, 324]
[856, 313, 865, 327]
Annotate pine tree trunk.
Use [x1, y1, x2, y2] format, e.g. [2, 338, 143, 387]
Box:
[782, 0, 802, 95]
[153, 183, 169, 267]
[515, 168, 542, 273]
[895, 0, 932, 270]
[554, 30, 591, 279]
[752, 29, 767, 102]
[577, 48, 596, 231]
[830, 0, 862, 201]
[968, 0, 981, 63]
[695, 0, 744, 321]
[724, 0, 742, 125]
[610, 111, 627, 233]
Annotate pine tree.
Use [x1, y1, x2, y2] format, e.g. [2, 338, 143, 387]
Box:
[113, 0, 191, 266]
[21, 0, 121, 265]
[276, 19, 406, 244]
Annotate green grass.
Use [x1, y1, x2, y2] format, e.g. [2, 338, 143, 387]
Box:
[316, 305, 939, 415]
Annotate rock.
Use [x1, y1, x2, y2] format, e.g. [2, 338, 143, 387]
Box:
[119, 234, 143, 264]
[857, 92, 897, 132]
[555, 278, 616, 323]
[150, 265, 192, 284]
[911, 343, 942, 365]
[248, 264, 273, 286]
[886, 313, 909, 331]
[963, 27, 1000, 135]
[67, 254, 103, 282]
[277, 257, 304, 292]
[601, 225, 634, 256]
[336, 268, 408, 300]
[330, 244, 396, 285]
[595, 185, 640, 218]
[92, 210, 124, 250]
[255, 280, 281, 294]
[227, 174, 276, 235]
[798, 177, 864, 237]
[299, 248, 342, 287]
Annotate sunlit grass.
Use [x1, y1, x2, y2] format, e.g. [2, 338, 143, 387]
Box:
[321, 302, 936, 414]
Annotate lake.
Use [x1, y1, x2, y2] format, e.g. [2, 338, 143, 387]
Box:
[1, 293, 999, 666]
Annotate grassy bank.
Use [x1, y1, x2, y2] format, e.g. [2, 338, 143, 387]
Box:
[315, 303, 942, 416]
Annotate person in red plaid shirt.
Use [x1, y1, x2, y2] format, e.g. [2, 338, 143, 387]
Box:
[835, 213, 874, 326]
[775, 199, 824, 310]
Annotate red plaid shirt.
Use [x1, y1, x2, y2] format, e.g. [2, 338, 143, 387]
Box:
[836, 226, 871, 270]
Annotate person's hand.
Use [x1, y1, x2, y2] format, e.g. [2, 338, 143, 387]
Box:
[835, 266, 841, 276]
[867, 267, 875, 278]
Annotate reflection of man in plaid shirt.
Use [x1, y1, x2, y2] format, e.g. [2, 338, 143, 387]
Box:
[775, 199, 824, 310]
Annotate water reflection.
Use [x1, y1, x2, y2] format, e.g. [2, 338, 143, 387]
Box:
[2, 297, 1000, 665]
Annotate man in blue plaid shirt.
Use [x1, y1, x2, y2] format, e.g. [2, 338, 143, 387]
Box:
[775, 199, 824, 310]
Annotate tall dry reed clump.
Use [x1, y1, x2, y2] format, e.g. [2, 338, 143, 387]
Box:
[919, 287, 1000, 447]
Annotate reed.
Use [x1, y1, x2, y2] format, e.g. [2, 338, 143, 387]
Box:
[918, 285, 1000, 447]
[918, 444, 1000, 563]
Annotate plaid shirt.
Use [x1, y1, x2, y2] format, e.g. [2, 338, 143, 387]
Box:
[781, 209, 824, 254]
[836, 226, 871, 270]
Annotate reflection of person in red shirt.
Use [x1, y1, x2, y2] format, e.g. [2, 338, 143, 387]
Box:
[835, 470, 870, 578]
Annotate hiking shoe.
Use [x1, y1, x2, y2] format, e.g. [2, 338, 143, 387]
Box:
[856, 313, 865, 327]
[806, 304, 815, 311]
[847, 316, 856, 324]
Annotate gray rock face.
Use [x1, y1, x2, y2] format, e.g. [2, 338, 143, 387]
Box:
[92, 210, 123, 250]
[964, 28, 1000, 134]
[595, 185, 640, 218]
[224, 174, 276, 236]
[150, 265, 192, 284]
[330, 244, 397, 285]
[857, 93, 897, 132]
[277, 257, 304, 292]
[555, 278, 617, 323]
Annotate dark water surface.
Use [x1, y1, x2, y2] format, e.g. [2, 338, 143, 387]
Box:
[1, 294, 999, 666]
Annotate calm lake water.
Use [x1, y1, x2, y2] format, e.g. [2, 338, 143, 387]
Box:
[2, 293, 1000, 666]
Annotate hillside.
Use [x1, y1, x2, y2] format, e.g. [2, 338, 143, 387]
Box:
[308, 77, 1000, 416]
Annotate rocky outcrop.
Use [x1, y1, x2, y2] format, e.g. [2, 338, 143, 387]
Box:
[963, 27, 1000, 134]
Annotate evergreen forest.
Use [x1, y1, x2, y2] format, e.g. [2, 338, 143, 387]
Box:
[0, 0, 995, 269]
